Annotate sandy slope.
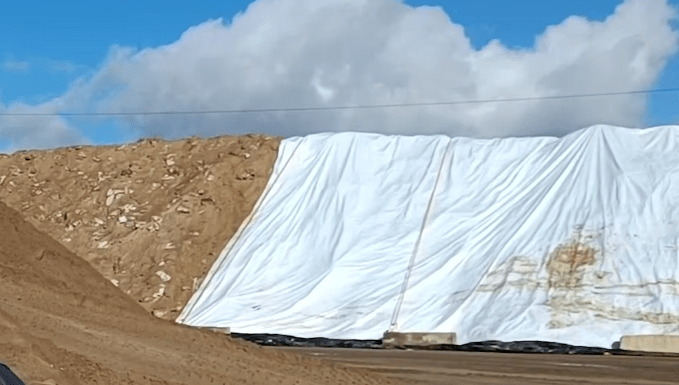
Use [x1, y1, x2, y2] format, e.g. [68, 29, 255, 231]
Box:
[0, 199, 396, 385]
[0, 135, 278, 320]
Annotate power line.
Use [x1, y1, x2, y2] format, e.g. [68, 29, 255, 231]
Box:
[2, 87, 678, 117]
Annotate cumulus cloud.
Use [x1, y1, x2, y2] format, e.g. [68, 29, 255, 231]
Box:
[0, 98, 86, 152]
[2, 56, 30, 72]
[50, 59, 88, 74]
[2, 0, 678, 150]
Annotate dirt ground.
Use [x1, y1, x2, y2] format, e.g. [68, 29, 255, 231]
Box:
[281, 347, 679, 385]
[0, 135, 279, 320]
[0, 199, 397, 385]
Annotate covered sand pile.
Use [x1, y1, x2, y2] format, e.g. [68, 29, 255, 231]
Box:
[0, 135, 279, 320]
[0, 199, 395, 384]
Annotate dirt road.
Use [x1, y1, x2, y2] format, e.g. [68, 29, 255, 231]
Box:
[277, 347, 679, 384]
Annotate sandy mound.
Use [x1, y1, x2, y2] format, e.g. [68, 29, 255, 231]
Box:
[0, 135, 278, 320]
[0, 200, 396, 384]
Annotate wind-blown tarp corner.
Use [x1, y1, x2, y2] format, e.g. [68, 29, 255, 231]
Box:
[178, 124, 679, 348]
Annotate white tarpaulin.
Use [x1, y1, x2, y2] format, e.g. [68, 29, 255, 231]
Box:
[178, 125, 679, 348]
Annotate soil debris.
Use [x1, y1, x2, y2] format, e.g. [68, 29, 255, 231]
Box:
[0, 199, 396, 385]
[0, 135, 280, 320]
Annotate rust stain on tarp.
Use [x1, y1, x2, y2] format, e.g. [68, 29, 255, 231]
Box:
[477, 226, 679, 329]
[546, 238, 598, 290]
[543, 227, 679, 329]
[477, 256, 539, 293]
[545, 227, 601, 328]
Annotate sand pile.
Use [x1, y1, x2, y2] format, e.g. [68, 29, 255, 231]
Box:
[0, 199, 396, 384]
[0, 135, 278, 320]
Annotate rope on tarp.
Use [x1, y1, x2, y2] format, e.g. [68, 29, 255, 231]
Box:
[388, 138, 453, 332]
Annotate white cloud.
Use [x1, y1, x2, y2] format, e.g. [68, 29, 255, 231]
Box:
[2, 57, 29, 72]
[2, 0, 678, 151]
[50, 59, 88, 73]
[0, 99, 87, 152]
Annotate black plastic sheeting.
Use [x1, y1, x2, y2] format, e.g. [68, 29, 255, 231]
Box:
[232, 333, 382, 349]
[415, 340, 612, 355]
[231, 333, 622, 355]
[0, 363, 25, 385]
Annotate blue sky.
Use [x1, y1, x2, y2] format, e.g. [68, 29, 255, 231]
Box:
[1, 0, 678, 150]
